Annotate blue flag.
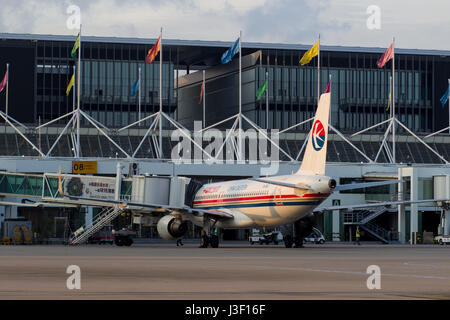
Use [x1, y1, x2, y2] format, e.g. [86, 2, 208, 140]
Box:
[221, 38, 240, 64]
[440, 85, 449, 108]
[131, 79, 140, 97]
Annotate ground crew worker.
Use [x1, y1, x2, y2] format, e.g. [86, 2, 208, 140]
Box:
[356, 227, 361, 245]
[176, 238, 184, 246]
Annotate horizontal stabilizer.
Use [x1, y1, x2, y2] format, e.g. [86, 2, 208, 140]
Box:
[316, 198, 450, 212]
[250, 178, 313, 190]
[334, 180, 404, 192]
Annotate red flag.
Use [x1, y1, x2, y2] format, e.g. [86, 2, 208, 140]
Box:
[324, 81, 330, 93]
[0, 70, 7, 93]
[377, 43, 394, 68]
[145, 36, 161, 64]
[198, 82, 204, 104]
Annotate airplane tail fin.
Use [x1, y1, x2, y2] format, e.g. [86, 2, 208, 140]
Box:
[296, 91, 331, 175]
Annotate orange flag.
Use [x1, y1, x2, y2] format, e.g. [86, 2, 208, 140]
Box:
[145, 36, 161, 64]
[377, 43, 394, 68]
[198, 82, 204, 104]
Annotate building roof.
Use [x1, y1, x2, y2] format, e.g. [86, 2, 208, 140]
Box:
[1, 32, 450, 57]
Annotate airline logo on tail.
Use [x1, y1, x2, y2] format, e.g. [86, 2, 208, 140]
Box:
[311, 120, 326, 151]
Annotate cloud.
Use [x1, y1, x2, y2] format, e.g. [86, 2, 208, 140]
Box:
[0, 0, 449, 50]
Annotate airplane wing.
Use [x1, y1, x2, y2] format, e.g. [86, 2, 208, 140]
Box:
[334, 179, 404, 191]
[46, 193, 234, 220]
[315, 198, 450, 212]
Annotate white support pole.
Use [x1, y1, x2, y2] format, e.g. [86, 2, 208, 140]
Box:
[329, 124, 374, 163]
[76, 25, 82, 158]
[392, 37, 396, 164]
[238, 30, 242, 160]
[73, 65, 76, 111]
[6, 63, 9, 116]
[0, 112, 44, 157]
[329, 73, 332, 124]
[159, 27, 163, 159]
[80, 110, 131, 158]
[132, 116, 159, 158]
[203, 70, 206, 129]
[318, 34, 320, 104]
[266, 71, 269, 129]
[138, 67, 142, 125]
[396, 118, 449, 164]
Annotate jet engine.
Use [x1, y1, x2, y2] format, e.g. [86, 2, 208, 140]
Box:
[156, 215, 188, 241]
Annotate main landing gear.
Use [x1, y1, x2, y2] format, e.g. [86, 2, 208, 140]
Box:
[199, 217, 219, 248]
[282, 217, 313, 248]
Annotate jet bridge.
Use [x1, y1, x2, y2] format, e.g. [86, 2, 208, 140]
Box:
[0, 167, 198, 245]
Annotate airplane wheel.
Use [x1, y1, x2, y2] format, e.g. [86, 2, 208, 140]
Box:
[210, 235, 219, 248]
[124, 237, 133, 247]
[294, 237, 304, 248]
[284, 235, 293, 248]
[200, 235, 209, 248]
[115, 236, 124, 246]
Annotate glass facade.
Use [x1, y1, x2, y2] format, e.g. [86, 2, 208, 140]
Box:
[35, 40, 176, 127]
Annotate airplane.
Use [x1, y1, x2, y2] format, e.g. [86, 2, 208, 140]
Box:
[49, 87, 410, 248]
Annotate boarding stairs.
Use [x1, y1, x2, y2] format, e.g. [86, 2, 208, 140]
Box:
[344, 208, 390, 243]
[70, 205, 123, 245]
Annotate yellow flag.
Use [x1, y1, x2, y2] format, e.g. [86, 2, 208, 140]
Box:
[386, 91, 391, 111]
[66, 74, 75, 96]
[299, 41, 319, 66]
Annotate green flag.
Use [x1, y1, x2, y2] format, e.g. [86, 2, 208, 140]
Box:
[71, 33, 80, 58]
[256, 79, 267, 101]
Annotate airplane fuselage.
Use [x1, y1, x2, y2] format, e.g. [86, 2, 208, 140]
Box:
[190, 174, 334, 229]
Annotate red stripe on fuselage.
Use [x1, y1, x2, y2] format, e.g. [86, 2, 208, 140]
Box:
[193, 193, 329, 205]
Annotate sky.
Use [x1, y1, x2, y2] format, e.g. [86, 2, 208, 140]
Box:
[0, 0, 449, 50]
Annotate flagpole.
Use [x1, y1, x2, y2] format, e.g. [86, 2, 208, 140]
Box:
[392, 37, 395, 164]
[5, 63, 9, 117]
[138, 67, 142, 125]
[159, 27, 163, 158]
[266, 71, 269, 129]
[388, 75, 392, 118]
[238, 30, 242, 160]
[203, 70, 206, 128]
[76, 25, 82, 158]
[73, 65, 76, 111]
[318, 34, 320, 104]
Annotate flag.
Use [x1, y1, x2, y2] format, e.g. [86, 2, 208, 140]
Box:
[71, 33, 80, 58]
[145, 36, 161, 64]
[324, 81, 330, 93]
[131, 79, 140, 97]
[377, 43, 394, 68]
[256, 80, 267, 101]
[386, 91, 391, 111]
[440, 85, 450, 108]
[198, 82, 204, 104]
[0, 70, 7, 93]
[221, 38, 240, 64]
[66, 73, 75, 96]
[299, 41, 319, 66]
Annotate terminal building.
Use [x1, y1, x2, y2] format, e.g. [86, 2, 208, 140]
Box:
[0, 33, 449, 245]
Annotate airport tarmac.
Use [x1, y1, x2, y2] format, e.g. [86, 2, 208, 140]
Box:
[0, 242, 449, 300]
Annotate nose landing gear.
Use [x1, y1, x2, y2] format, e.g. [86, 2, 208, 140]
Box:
[199, 217, 220, 248]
